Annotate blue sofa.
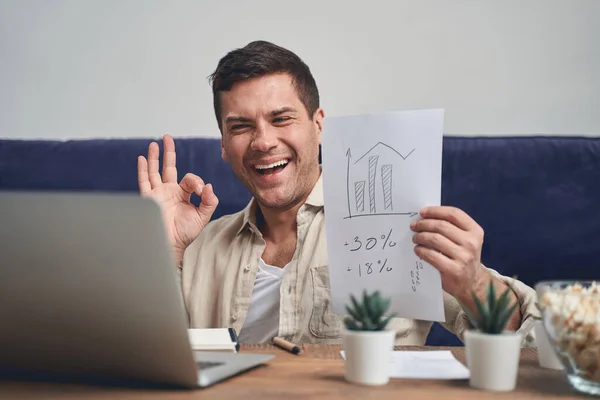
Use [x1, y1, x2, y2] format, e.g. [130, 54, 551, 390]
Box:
[1, 136, 599, 346]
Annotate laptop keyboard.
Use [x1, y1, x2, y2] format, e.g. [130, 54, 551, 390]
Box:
[197, 361, 225, 370]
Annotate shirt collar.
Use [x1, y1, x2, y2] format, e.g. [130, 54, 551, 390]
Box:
[237, 199, 259, 236]
[304, 170, 324, 207]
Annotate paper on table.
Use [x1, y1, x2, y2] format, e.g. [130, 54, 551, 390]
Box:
[340, 351, 470, 380]
[321, 109, 445, 322]
[187, 328, 236, 351]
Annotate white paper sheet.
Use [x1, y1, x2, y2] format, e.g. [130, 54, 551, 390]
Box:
[321, 109, 445, 322]
[187, 328, 236, 351]
[340, 350, 471, 380]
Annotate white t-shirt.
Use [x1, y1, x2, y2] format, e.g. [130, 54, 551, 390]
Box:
[238, 258, 288, 343]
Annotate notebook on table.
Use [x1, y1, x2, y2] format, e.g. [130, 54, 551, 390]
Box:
[188, 328, 240, 353]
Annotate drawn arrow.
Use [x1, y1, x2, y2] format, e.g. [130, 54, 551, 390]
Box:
[346, 148, 352, 219]
[342, 211, 419, 220]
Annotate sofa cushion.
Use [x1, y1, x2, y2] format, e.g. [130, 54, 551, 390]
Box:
[0, 138, 252, 219]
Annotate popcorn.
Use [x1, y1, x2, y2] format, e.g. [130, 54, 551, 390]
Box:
[539, 282, 600, 382]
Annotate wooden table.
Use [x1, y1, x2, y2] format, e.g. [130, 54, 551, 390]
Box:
[0, 345, 582, 399]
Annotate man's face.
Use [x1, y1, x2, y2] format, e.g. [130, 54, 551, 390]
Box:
[219, 73, 323, 210]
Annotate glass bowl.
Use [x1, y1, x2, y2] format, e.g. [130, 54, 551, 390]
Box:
[535, 280, 600, 396]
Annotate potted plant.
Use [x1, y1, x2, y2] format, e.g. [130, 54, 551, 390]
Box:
[463, 281, 521, 392]
[342, 290, 397, 385]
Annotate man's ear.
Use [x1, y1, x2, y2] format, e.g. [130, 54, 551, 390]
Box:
[221, 140, 229, 162]
[314, 108, 325, 145]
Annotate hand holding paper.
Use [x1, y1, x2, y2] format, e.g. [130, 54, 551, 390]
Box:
[410, 205, 488, 299]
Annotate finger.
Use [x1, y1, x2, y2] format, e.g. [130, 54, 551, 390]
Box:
[162, 134, 177, 183]
[412, 232, 463, 260]
[137, 156, 152, 195]
[180, 173, 205, 195]
[414, 245, 457, 275]
[147, 142, 162, 188]
[419, 206, 480, 232]
[197, 183, 219, 222]
[410, 218, 468, 246]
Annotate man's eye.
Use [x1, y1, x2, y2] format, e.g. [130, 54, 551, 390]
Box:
[273, 117, 291, 124]
[231, 124, 250, 131]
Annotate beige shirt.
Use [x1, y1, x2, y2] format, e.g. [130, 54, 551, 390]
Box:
[180, 174, 539, 346]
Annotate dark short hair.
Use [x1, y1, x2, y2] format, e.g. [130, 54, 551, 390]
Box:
[208, 40, 320, 131]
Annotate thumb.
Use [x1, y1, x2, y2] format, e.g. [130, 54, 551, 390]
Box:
[196, 183, 219, 223]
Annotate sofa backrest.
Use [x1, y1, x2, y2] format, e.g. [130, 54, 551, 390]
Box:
[1, 136, 599, 287]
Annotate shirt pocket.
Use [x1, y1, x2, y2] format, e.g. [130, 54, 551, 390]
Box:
[308, 265, 342, 340]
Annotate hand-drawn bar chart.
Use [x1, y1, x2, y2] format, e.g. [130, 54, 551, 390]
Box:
[345, 142, 417, 219]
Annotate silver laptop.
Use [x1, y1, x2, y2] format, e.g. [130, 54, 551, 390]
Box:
[0, 191, 273, 388]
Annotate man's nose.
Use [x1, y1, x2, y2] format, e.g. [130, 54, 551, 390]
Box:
[250, 124, 278, 153]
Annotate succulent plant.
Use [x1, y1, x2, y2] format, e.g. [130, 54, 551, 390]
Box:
[463, 280, 518, 334]
[344, 290, 397, 331]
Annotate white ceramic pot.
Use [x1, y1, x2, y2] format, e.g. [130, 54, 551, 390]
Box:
[342, 330, 395, 385]
[464, 330, 522, 392]
[533, 320, 563, 370]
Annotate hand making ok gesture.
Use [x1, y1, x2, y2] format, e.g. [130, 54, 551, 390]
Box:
[137, 134, 219, 264]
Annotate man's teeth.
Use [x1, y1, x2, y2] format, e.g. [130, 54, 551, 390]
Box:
[255, 160, 289, 170]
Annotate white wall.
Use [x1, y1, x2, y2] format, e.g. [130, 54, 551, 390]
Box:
[1, 0, 598, 139]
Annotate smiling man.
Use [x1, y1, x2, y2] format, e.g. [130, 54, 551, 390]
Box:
[137, 40, 539, 345]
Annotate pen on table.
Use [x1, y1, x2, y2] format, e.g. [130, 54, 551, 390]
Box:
[272, 337, 301, 355]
